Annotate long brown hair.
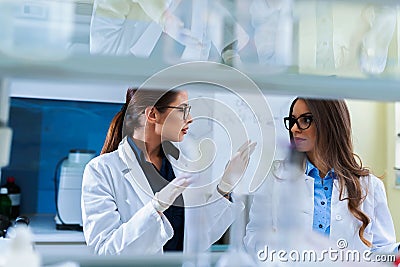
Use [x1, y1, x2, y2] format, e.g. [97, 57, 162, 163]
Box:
[101, 88, 180, 154]
[288, 98, 372, 247]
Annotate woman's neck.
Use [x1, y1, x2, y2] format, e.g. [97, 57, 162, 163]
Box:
[306, 151, 329, 178]
[132, 129, 162, 163]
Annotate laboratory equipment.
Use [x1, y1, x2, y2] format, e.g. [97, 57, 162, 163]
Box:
[0, 214, 10, 238]
[0, 83, 12, 236]
[1, 215, 30, 240]
[55, 149, 95, 230]
[0, 214, 30, 239]
[0, 188, 12, 220]
[0, 81, 12, 169]
[1, 177, 21, 219]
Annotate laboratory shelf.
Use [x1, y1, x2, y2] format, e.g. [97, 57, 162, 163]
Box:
[1, 53, 400, 102]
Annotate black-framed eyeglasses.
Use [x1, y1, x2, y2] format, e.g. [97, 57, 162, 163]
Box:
[157, 105, 192, 120]
[284, 114, 313, 130]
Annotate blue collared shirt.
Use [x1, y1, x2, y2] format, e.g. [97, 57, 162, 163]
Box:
[305, 159, 334, 236]
[127, 137, 184, 251]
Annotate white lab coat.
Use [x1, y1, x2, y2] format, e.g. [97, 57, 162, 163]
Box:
[244, 160, 399, 255]
[81, 137, 243, 255]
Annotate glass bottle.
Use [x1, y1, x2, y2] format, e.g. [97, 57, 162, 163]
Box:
[0, 187, 11, 220]
[2, 177, 21, 219]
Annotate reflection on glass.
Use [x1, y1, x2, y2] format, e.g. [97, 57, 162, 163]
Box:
[248, 0, 293, 66]
[162, 0, 250, 63]
[90, 0, 171, 57]
[360, 5, 397, 75]
[0, 0, 75, 60]
[0, 1, 399, 92]
[90, 0, 250, 63]
[296, 1, 399, 77]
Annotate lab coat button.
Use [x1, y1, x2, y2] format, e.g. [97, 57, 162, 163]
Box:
[335, 215, 342, 221]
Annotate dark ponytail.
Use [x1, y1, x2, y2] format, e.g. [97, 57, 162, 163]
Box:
[101, 88, 137, 154]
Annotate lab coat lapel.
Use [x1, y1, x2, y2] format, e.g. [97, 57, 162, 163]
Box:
[304, 174, 314, 199]
[118, 138, 154, 206]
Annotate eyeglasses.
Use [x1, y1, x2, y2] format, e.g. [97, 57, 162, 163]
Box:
[284, 114, 313, 130]
[157, 105, 192, 120]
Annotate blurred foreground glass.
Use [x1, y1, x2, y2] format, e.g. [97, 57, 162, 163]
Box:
[234, 0, 294, 71]
[295, 0, 400, 78]
[0, 0, 75, 60]
[2, 0, 399, 80]
[163, 0, 293, 74]
[162, 1, 248, 64]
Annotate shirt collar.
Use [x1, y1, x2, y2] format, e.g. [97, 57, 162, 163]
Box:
[127, 137, 180, 162]
[305, 159, 335, 179]
[127, 136, 146, 163]
[305, 159, 315, 176]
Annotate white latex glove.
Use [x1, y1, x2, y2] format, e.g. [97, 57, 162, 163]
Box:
[151, 174, 192, 213]
[218, 140, 257, 193]
[160, 10, 201, 47]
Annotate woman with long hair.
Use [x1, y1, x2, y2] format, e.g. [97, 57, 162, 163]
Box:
[82, 87, 256, 255]
[245, 98, 399, 256]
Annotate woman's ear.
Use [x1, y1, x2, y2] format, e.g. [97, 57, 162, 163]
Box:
[144, 106, 157, 124]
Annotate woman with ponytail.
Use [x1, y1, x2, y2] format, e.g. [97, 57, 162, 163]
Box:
[245, 98, 399, 257]
[82, 87, 256, 255]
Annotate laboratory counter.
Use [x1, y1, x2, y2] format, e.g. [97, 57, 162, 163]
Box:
[29, 214, 86, 245]
[27, 214, 232, 266]
[28, 214, 92, 261]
